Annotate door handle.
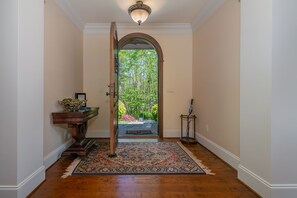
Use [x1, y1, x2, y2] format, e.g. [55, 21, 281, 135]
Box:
[106, 85, 111, 96]
[106, 84, 114, 96]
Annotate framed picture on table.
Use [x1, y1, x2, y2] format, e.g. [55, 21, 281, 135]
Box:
[75, 93, 86, 107]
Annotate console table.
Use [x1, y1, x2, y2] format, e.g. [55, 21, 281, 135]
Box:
[52, 107, 99, 156]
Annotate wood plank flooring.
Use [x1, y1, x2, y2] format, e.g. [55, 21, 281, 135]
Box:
[29, 139, 259, 198]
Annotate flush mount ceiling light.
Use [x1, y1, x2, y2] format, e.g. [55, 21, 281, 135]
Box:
[128, 1, 152, 26]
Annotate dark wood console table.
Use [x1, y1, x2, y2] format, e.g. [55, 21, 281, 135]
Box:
[52, 107, 99, 156]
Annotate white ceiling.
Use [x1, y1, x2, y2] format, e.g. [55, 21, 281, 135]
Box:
[55, 0, 224, 31]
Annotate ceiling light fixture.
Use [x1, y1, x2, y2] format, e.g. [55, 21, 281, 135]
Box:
[128, 1, 152, 26]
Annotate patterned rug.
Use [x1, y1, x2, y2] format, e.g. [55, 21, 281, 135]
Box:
[62, 141, 214, 177]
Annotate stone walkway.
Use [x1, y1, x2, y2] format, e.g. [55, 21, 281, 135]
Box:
[118, 121, 158, 137]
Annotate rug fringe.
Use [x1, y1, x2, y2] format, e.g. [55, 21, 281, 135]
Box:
[61, 157, 81, 179]
[177, 141, 215, 175]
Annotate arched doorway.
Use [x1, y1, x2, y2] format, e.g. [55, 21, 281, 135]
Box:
[118, 33, 163, 138]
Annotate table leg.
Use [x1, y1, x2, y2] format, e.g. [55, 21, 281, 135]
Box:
[62, 122, 97, 156]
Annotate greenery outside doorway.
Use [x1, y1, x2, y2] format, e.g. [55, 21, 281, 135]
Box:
[118, 33, 163, 138]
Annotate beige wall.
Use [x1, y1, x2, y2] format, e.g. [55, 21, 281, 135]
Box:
[84, 31, 193, 137]
[83, 34, 110, 135]
[192, 0, 240, 156]
[44, 0, 83, 157]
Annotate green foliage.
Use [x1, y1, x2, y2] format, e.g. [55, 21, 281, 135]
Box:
[119, 120, 128, 124]
[145, 112, 153, 120]
[139, 111, 153, 120]
[151, 104, 158, 121]
[118, 100, 126, 119]
[119, 49, 158, 119]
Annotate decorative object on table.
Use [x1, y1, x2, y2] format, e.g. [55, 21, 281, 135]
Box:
[61, 141, 214, 178]
[58, 97, 86, 112]
[75, 93, 87, 107]
[79, 106, 91, 111]
[52, 107, 99, 156]
[180, 99, 198, 144]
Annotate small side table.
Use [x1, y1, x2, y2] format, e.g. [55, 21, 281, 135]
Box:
[52, 107, 99, 156]
[180, 114, 198, 144]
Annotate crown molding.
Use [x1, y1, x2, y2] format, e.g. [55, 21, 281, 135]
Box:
[84, 23, 193, 35]
[191, 0, 225, 32]
[56, 0, 224, 34]
[55, 0, 84, 31]
[83, 23, 110, 35]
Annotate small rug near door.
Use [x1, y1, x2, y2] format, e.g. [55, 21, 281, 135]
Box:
[62, 141, 214, 178]
[126, 130, 153, 135]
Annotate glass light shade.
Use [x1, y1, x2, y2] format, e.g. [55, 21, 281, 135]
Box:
[128, 1, 151, 25]
[130, 9, 149, 25]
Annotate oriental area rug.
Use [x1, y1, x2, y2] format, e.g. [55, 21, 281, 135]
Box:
[62, 141, 214, 178]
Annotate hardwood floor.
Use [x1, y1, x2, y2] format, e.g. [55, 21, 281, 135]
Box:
[29, 139, 259, 198]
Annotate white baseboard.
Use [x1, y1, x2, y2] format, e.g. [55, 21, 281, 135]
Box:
[43, 139, 74, 169]
[238, 164, 270, 197]
[0, 136, 64, 197]
[238, 164, 297, 198]
[271, 184, 297, 198]
[196, 133, 240, 170]
[0, 166, 45, 198]
[86, 130, 110, 138]
[164, 130, 180, 138]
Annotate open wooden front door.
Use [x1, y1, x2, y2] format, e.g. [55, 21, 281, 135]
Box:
[108, 22, 119, 157]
